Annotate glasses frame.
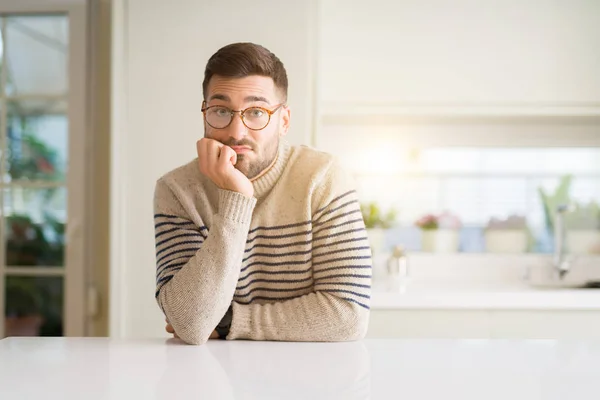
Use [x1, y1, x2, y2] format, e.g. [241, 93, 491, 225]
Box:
[201, 101, 285, 131]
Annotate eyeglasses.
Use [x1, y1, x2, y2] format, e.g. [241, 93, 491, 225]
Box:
[201, 101, 285, 131]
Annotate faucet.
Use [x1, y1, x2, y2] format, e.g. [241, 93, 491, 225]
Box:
[553, 204, 574, 278]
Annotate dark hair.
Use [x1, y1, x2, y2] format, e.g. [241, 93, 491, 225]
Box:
[202, 42, 288, 102]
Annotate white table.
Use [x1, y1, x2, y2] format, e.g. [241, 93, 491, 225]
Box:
[1, 337, 599, 399]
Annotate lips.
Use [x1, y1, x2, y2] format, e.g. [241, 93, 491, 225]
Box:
[231, 146, 252, 154]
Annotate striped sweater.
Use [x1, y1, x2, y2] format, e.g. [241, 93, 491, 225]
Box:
[153, 141, 372, 345]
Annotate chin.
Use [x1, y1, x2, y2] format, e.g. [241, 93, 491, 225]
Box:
[234, 161, 251, 176]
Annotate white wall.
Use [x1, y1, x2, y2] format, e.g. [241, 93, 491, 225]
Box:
[319, 0, 600, 107]
[110, 0, 600, 339]
[110, 0, 317, 338]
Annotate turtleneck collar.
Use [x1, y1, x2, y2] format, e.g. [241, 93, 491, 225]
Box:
[251, 140, 292, 199]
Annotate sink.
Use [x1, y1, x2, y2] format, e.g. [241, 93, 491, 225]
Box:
[526, 255, 600, 289]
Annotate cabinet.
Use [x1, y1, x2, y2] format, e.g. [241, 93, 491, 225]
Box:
[319, 0, 600, 115]
[367, 309, 600, 339]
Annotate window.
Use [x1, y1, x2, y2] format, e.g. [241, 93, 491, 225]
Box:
[0, 3, 87, 338]
[316, 0, 600, 260]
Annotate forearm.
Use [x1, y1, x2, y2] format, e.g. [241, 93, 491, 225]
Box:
[157, 190, 255, 345]
[227, 292, 370, 342]
[159, 230, 240, 344]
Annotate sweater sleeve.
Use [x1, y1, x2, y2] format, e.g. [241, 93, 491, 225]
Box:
[227, 159, 372, 342]
[154, 178, 256, 345]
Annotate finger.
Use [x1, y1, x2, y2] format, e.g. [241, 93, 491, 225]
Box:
[205, 139, 225, 168]
[198, 139, 220, 173]
[197, 139, 208, 172]
[166, 324, 175, 334]
[218, 145, 237, 169]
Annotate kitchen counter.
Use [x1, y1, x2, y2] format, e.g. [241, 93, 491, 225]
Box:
[371, 281, 600, 310]
[1, 337, 599, 399]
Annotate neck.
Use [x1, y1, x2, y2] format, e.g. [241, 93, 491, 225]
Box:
[251, 140, 291, 199]
[250, 150, 279, 182]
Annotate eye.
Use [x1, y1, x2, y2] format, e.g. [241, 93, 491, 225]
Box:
[212, 107, 230, 117]
[247, 108, 265, 118]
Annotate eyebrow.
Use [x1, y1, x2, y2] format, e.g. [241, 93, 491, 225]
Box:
[208, 94, 271, 104]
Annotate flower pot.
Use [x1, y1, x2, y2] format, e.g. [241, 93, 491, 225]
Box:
[484, 229, 528, 253]
[5, 315, 44, 337]
[566, 229, 600, 254]
[421, 229, 459, 253]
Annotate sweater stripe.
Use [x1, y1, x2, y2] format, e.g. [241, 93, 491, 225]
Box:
[155, 239, 203, 257]
[313, 190, 356, 218]
[311, 255, 371, 267]
[238, 267, 313, 281]
[313, 227, 367, 242]
[235, 294, 305, 304]
[313, 208, 361, 227]
[240, 258, 311, 273]
[341, 297, 370, 310]
[156, 249, 199, 268]
[315, 273, 371, 281]
[314, 281, 371, 289]
[313, 218, 365, 237]
[155, 226, 207, 240]
[314, 200, 360, 224]
[312, 246, 371, 259]
[312, 237, 368, 253]
[244, 239, 312, 252]
[242, 248, 312, 263]
[234, 284, 314, 298]
[155, 220, 204, 230]
[248, 220, 312, 234]
[236, 276, 313, 291]
[313, 265, 372, 275]
[156, 261, 187, 278]
[155, 232, 204, 248]
[246, 230, 311, 244]
[319, 289, 371, 299]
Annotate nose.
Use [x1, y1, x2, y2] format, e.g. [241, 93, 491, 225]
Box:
[227, 112, 249, 140]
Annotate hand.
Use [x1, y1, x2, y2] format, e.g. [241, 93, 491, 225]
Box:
[165, 319, 219, 340]
[196, 138, 254, 198]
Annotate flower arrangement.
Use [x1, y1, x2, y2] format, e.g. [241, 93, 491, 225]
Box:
[415, 211, 461, 230]
[415, 211, 462, 253]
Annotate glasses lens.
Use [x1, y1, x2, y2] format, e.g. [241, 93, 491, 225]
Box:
[242, 107, 270, 130]
[206, 106, 232, 128]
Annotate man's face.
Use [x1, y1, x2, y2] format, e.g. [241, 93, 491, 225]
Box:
[203, 75, 290, 180]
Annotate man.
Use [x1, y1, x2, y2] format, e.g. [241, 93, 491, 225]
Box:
[154, 42, 371, 345]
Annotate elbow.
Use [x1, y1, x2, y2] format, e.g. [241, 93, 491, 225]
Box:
[178, 329, 211, 346]
[168, 318, 214, 346]
[332, 306, 370, 342]
[347, 310, 370, 341]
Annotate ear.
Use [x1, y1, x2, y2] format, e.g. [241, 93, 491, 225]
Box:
[279, 106, 291, 137]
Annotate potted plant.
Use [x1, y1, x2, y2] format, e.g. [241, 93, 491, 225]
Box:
[564, 201, 600, 254]
[5, 212, 64, 266]
[360, 202, 397, 257]
[415, 211, 461, 253]
[8, 122, 63, 182]
[4, 278, 44, 337]
[539, 175, 600, 254]
[538, 175, 572, 233]
[484, 215, 530, 253]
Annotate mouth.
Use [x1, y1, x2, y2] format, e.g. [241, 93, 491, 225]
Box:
[230, 146, 252, 154]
